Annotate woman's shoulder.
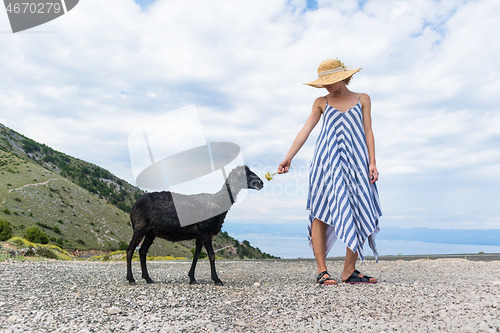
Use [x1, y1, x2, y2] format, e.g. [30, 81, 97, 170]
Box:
[358, 92, 370, 101]
[313, 96, 327, 105]
[312, 96, 327, 112]
[357, 93, 371, 108]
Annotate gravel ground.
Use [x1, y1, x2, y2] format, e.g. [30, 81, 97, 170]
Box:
[0, 258, 499, 332]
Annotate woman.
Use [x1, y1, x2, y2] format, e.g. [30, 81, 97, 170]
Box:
[278, 59, 382, 285]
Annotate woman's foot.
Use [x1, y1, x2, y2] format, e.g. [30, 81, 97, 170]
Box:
[341, 269, 377, 283]
[317, 271, 338, 285]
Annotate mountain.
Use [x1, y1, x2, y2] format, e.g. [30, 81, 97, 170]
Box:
[378, 227, 500, 246]
[0, 123, 277, 259]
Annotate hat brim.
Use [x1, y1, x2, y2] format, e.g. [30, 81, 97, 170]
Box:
[304, 68, 361, 88]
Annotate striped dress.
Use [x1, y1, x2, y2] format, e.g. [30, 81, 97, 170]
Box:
[306, 96, 382, 261]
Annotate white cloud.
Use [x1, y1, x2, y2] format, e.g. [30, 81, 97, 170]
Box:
[1, 0, 499, 235]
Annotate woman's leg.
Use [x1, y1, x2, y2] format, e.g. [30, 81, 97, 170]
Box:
[311, 218, 329, 274]
[341, 247, 358, 281]
[341, 247, 377, 282]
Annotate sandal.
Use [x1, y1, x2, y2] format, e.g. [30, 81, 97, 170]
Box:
[343, 270, 377, 284]
[316, 271, 337, 285]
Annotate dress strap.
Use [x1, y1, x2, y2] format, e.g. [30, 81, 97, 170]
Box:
[324, 96, 329, 106]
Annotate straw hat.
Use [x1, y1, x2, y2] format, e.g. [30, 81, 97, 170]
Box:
[305, 59, 361, 88]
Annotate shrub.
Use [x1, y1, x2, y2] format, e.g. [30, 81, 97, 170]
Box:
[0, 219, 13, 241]
[7, 237, 70, 260]
[24, 227, 49, 244]
[36, 221, 51, 229]
[190, 247, 207, 259]
[38, 244, 71, 260]
[10, 236, 34, 248]
[147, 255, 187, 261]
[118, 241, 128, 251]
[36, 247, 58, 259]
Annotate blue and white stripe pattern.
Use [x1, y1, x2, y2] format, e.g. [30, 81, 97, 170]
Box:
[306, 100, 382, 261]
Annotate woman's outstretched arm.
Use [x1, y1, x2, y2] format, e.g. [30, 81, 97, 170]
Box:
[278, 97, 323, 174]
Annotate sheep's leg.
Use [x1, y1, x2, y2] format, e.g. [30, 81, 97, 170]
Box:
[126, 233, 144, 285]
[203, 238, 223, 286]
[188, 239, 202, 284]
[139, 234, 155, 284]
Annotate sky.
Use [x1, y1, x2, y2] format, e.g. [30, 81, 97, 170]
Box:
[1, 0, 500, 258]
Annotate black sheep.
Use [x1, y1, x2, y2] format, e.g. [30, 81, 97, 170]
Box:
[126, 165, 263, 285]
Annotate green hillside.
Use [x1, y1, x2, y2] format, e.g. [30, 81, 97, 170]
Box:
[0, 149, 192, 257]
[0, 123, 142, 212]
[0, 124, 277, 259]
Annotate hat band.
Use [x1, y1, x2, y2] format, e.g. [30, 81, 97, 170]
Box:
[318, 67, 345, 78]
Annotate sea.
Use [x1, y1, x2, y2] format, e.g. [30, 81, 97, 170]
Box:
[226, 233, 500, 259]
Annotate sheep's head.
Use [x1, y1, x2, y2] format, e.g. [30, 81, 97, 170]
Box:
[244, 166, 264, 191]
[227, 165, 263, 191]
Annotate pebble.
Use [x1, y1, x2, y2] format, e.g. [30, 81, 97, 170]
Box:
[0, 259, 499, 332]
[107, 306, 121, 315]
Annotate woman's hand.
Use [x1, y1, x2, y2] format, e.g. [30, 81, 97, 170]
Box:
[278, 159, 291, 174]
[369, 164, 379, 183]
